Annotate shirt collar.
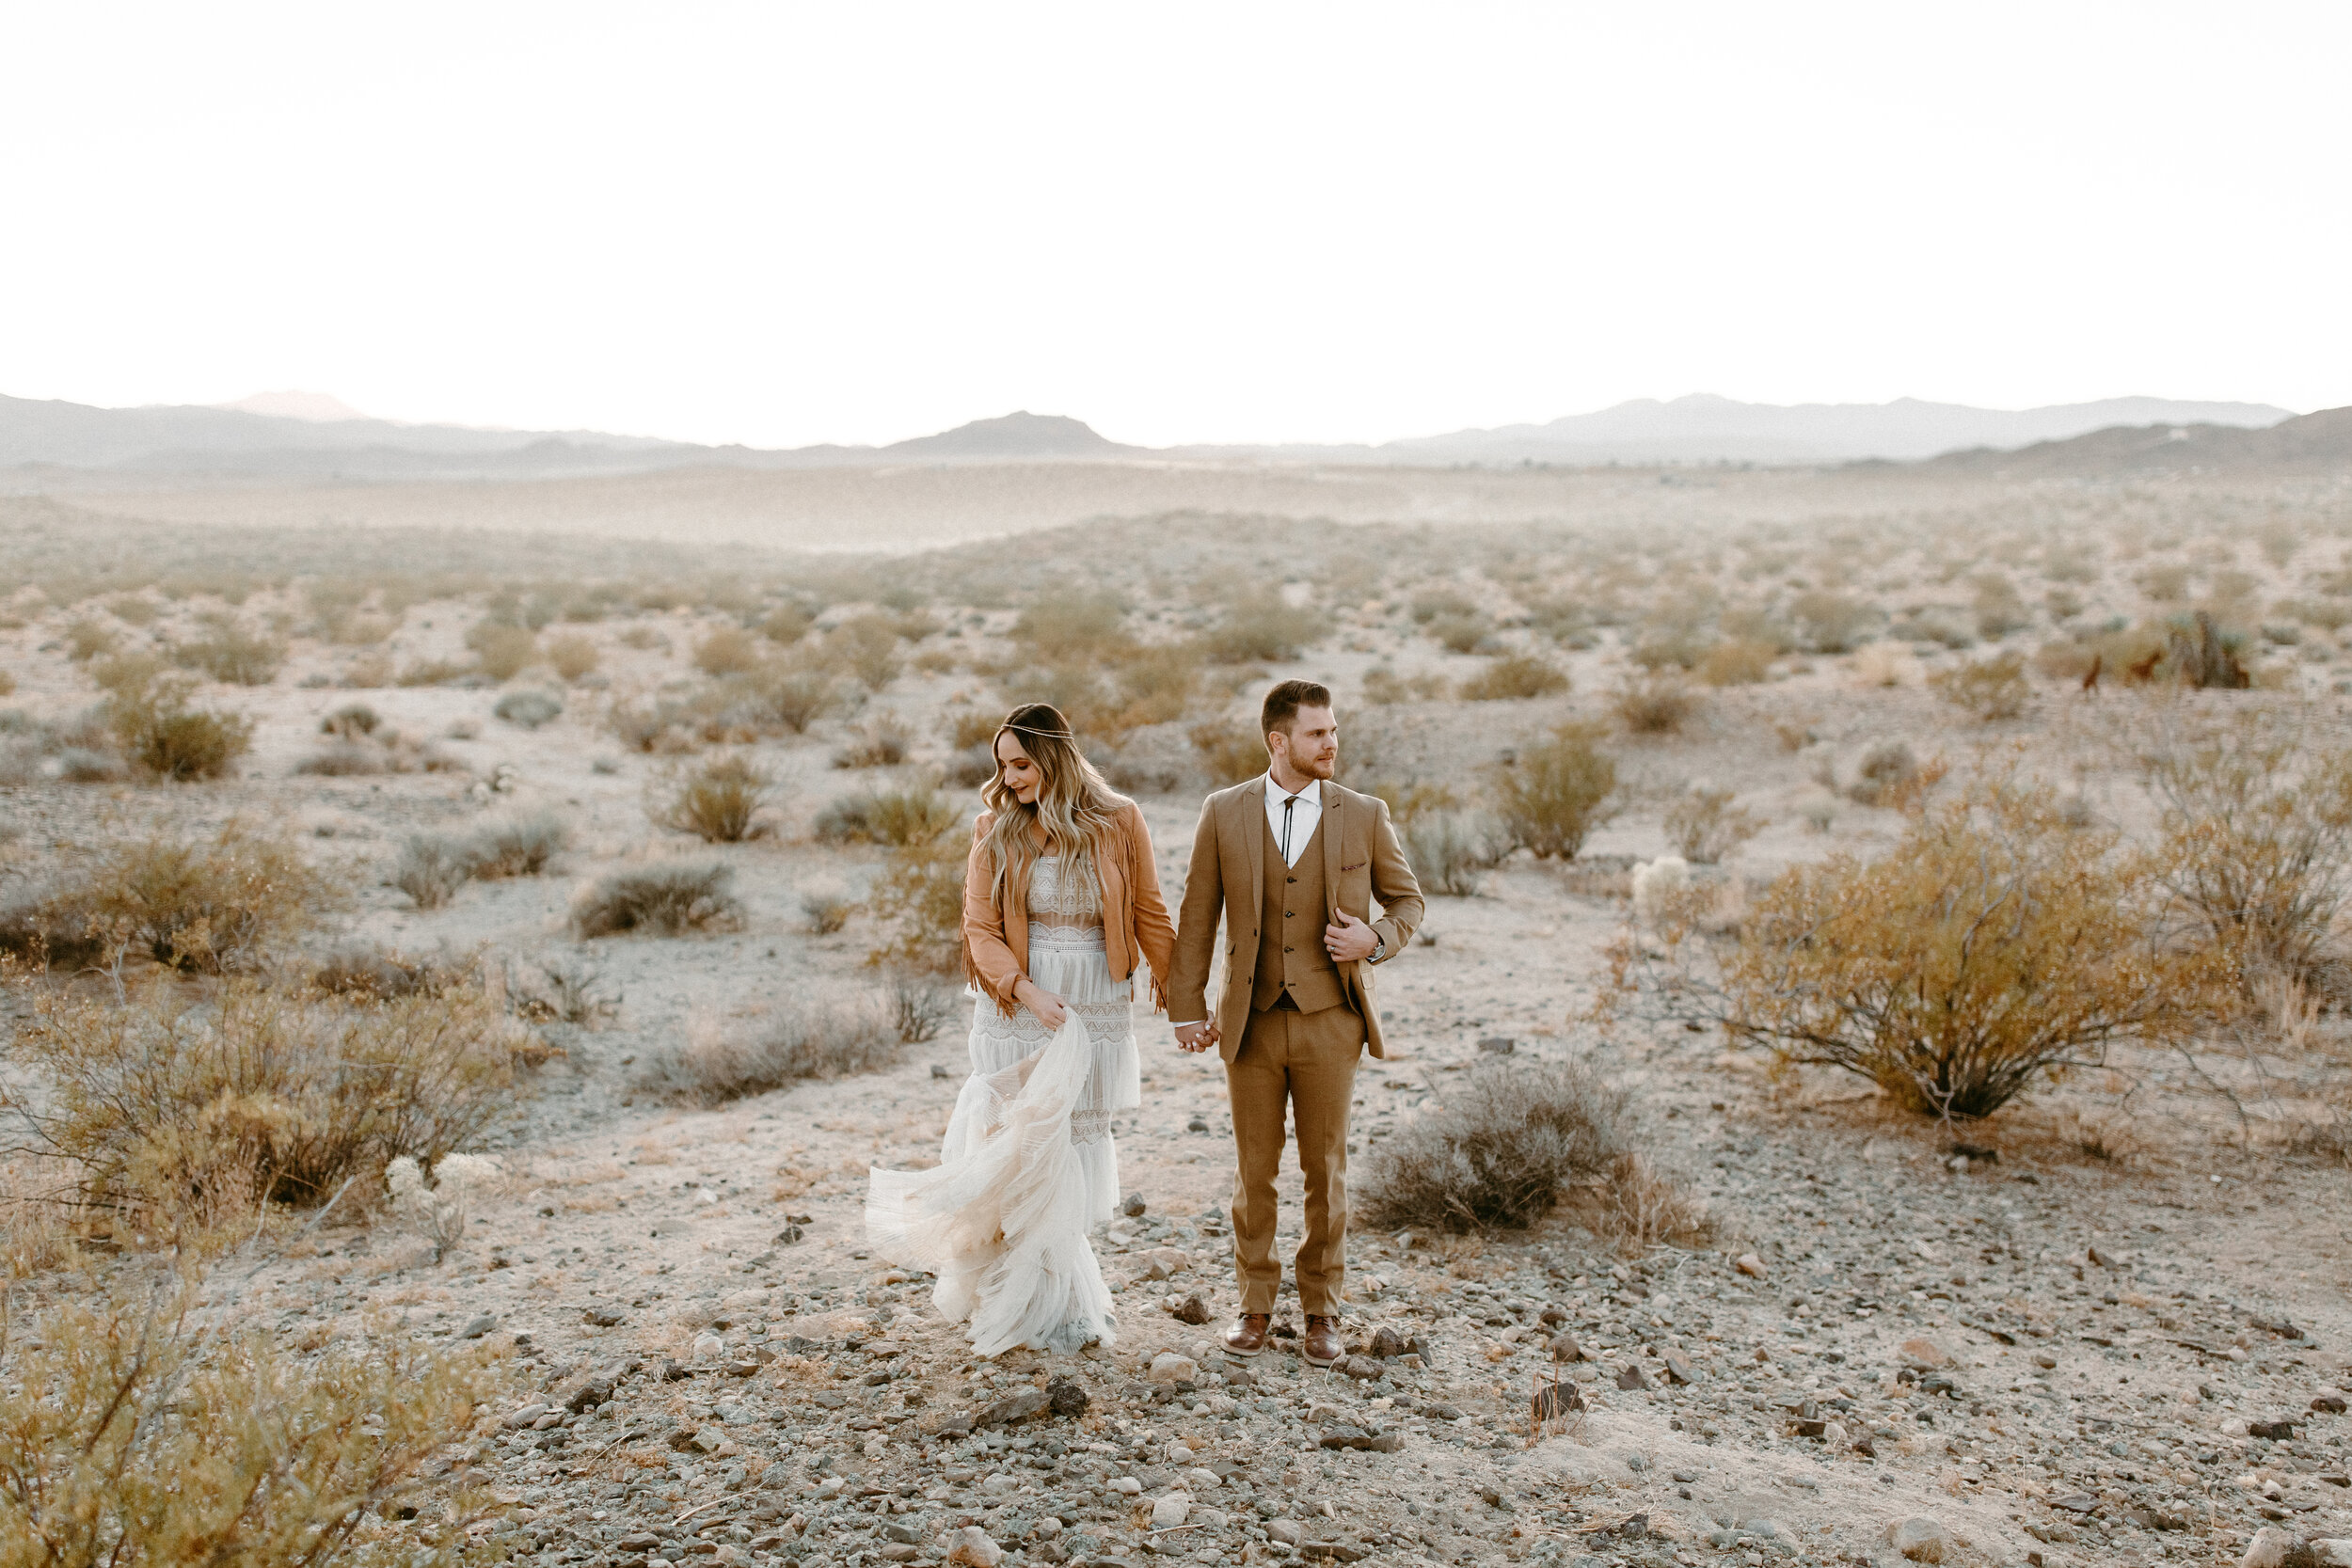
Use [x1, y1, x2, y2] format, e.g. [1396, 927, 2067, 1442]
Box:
[1266, 773, 1319, 805]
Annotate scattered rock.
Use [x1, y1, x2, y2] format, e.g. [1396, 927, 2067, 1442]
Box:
[1886, 1517, 1948, 1563]
[2250, 1418, 2298, 1441]
[1152, 1494, 1191, 1528]
[1169, 1293, 1211, 1325]
[1549, 1333, 1586, 1364]
[458, 1312, 497, 1339]
[1147, 1353, 1198, 1384]
[1336, 1355, 1385, 1382]
[1267, 1519, 1303, 1546]
[1614, 1364, 1650, 1391]
[2050, 1494, 2099, 1514]
[1477, 1037, 1516, 1054]
[1532, 1384, 1583, 1421]
[2316, 1396, 2348, 1415]
[1369, 1325, 1410, 1358]
[1735, 1254, 1768, 1278]
[1048, 1376, 1089, 1417]
[1661, 1353, 1698, 1385]
[1898, 1337, 1954, 1370]
[1121, 1192, 1148, 1217]
[946, 1525, 1005, 1567]
[976, 1388, 1050, 1428]
[930, 1063, 953, 1078]
[581, 1304, 626, 1327]
[2239, 1527, 2296, 1568]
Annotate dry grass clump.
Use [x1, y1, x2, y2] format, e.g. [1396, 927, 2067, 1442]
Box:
[813, 784, 957, 847]
[864, 839, 966, 974]
[1693, 637, 1778, 686]
[169, 613, 287, 686]
[1489, 721, 1617, 860]
[63, 617, 120, 661]
[1612, 671, 1698, 735]
[544, 630, 600, 680]
[833, 713, 914, 768]
[2133, 704, 2352, 984]
[1360, 666, 1452, 705]
[465, 619, 538, 680]
[1204, 589, 1326, 663]
[2, 823, 335, 973]
[0, 1286, 506, 1565]
[1788, 591, 1876, 654]
[571, 860, 743, 939]
[823, 614, 905, 689]
[4, 976, 522, 1235]
[1724, 780, 2224, 1118]
[1189, 721, 1269, 785]
[1403, 810, 1506, 897]
[389, 833, 474, 910]
[1931, 650, 2030, 720]
[692, 624, 764, 676]
[1358, 1058, 1632, 1233]
[648, 987, 897, 1104]
[388, 810, 570, 904]
[105, 672, 253, 781]
[1663, 785, 1765, 863]
[661, 752, 772, 842]
[1459, 652, 1569, 702]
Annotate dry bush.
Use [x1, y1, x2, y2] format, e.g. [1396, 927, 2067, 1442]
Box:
[648, 987, 897, 1104]
[105, 673, 252, 781]
[63, 618, 120, 661]
[1423, 611, 1494, 655]
[1459, 652, 1569, 702]
[1931, 650, 2030, 721]
[1694, 638, 1777, 686]
[1011, 592, 1129, 661]
[464, 619, 537, 680]
[307, 944, 478, 1002]
[1788, 590, 1876, 654]
[802, 889, 853, 934]
[1361, 666, 1452, 705]
[1189, 721, 1269, 785]
[543, 631, 600, 680]
[823, 615, 904, 689]
[693, 624, 763, 676]
[813, 784, 957, 847]
[389, 833, 473, 910]
[1403, 810, 1505, 897]
[571, 861, 743, 939]
[320, 702, 379, 738]
[171, 613, 287, 686]
[1612, 671, 1698, 735]
[468, 808, 569, 878]
[1972, 572, 2032, 639]
[731, 660, 837, 735]
[1204, 590, 1325, 663]
[1358, 1058, 1631, 1233]
[887, 972, 959, 1043]
[2134, 704, 2352, 982]
[0, 1285, 506, 1565]
[1663, 786, 1765, 864]
[760, 600, 818, 644]
[832, 713, 913, 768]
[1575, 1151, 1715, 1253]
[947, 708, 1001, 750]
[661, 752, 771, 842]
[864, 839, 966, 974]
[5, 976, 521, 1233]
[1843, 739, 1939, 807]
[1489, 722, 1617, 860]
[91, 650, 169, 699]
[493, 688, 563, 729]
[1724, 780, 2224, 1118]
[4, 822, 334, 973]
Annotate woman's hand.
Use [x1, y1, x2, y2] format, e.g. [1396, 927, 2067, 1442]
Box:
[1014, 977, 1070, 1030]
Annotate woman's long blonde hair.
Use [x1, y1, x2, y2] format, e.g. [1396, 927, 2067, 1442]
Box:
[978, 703, 1125, 902]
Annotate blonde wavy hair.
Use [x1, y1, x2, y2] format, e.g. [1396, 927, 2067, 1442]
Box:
[978, 703, 1126, 903]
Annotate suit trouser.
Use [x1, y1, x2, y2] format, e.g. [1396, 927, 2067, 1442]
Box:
[1225, 1002, 1362, 1316]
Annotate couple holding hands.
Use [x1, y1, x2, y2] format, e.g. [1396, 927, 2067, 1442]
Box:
[867, 679, 1423, 1370]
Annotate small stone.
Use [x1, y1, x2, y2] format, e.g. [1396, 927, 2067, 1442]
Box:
[2249, 1418, 2297, 1441]
[931, 1063, 953, 1078]
[1152, 1494, 1191, 1528]
[1109, 1476, 1142, 1496]
[1186, 1116, 1210, 1132]
[946, 1525, 1005, 1567]
[1614, 1364, 1650, 1391]
[1170, 1294, 1211, 1326]
[1121, 1192, 1148, 1217]
[1899, 1337, 1954, 1370]
[2316, 1395, 2349, 1415]
[2051, 1494, 2098, 1513]
[977, 1388, 1051, 1428]
[2239, 1527, 2295, 1568]
[1048, 1376, 1090, 1417]
[1369, 1325, 1410, 1359]
[582, 1304, 627, 1326]
[773, 1225, 803, 1244]
[1735, 1254, 1768, 1278]
[1267, 1520, 1303, 1546]
[2087, 1243, 2121, 1268]
[1532, 1385, 1583, 1421]
[1336, 1354, 1385, 1382]
[1477, 1037, 1516, 1054]
[1148, 1352, 1198, 1384]
[1661, 1353, 1698, 1385]
[458, 1312, 497, 1339]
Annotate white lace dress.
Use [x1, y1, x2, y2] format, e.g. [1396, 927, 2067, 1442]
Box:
[865, 853, 1139, 1355]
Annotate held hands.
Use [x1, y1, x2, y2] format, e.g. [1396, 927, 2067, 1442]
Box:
[1324, 911, 1379, 963]
[1013, 978, 1069, 1030]
[1173, 1021, 1218, 1054]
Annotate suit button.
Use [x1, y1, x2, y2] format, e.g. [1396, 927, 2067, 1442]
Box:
[1287, 876, 1297, 884]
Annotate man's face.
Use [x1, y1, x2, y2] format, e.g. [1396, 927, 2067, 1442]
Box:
[1272, 705, 1339, 782]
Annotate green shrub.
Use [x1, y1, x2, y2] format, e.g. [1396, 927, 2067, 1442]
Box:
[1490, 722, 1617, 860]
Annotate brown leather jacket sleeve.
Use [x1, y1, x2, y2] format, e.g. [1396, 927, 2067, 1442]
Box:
[1367, 795, 1424, 959]
[1123, 803, 1177, 1015]
[1168, 794, 1223, 1023]
[961, 814, 1023, 1009]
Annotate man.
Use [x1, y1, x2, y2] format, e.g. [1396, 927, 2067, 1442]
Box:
[1168, 679, 1423, 1368]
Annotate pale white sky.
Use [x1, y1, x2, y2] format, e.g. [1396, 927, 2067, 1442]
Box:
[3, 3, 2346, 448]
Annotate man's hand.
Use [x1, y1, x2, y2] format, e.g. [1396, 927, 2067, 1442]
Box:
[1324, 911, 1379, 963]
[1174, 1021, 1217, 1054]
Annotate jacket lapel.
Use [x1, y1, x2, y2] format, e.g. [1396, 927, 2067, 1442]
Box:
[1241, 776, 1266, 927]
[1321, 781, 1343, 924]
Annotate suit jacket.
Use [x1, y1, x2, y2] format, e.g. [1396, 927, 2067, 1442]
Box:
[1168, 776, 1424, 1062]
[961, 800, 1177, 1016]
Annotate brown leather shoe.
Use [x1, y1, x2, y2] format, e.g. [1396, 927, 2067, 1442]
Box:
[1301, 1313, 1344, 1369]
[1222, 1314, 1272, 1359]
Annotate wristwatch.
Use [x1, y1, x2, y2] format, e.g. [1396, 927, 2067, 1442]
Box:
[1368, 934, 1386, 964]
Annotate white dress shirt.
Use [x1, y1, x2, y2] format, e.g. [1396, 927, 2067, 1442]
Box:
[1266, 772, 1323, 867]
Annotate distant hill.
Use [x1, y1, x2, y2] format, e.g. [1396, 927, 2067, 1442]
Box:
[1923, 404, 2352, 477]
[213, 389, 374, 422]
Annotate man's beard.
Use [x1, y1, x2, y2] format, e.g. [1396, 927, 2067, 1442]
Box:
[1299, 751, 1337, 780]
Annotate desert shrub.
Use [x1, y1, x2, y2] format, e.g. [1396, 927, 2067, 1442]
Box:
[308, 944, 477, 1001]
[2161, 610, 2251, 689]
[1403, 810, 1504, 897]
[1423, 611, 1493, 655]
[6, 977, 521, 1228]
[395, 657, 472, 687]
[90, 650, 169, 698]
[1693, 637, 1777, 686]
[1204, 590, 1325, 662]
[824, 614, 904, 689]
[63, 618, 119, 661]
[1012, 592, 1130, 660]
[321, 702, 380, 738]
[390, 832, 475, 910]
[2275, 596, 2352, 632]
[543, 630, 600, 679]
[464, 620, 537, 680]
[760, 601, 818, 644]
[948, 708, 1002, 750]
[648, 986, 896, 1104]
[1361, 666, 1451, 705]
[693, 624, 763, 676]
[1612, 671, 1698, 735]
[1358, 1058, 1629, 1232]
[662, 752, 772, 842]
[468, 808, 569, 878]
[864, 839, 966, 974]
[1663, 786, 1765, 864]
[493, 688, 564, 728]
[802, 888, 853, 934]
[105, 674, 252, 781]
[172, 613, 286, 685]
[888, 971, 959, 1043]
[2134, 705, 2352, 982]
[0, 1286, 504, 1564]
[811, 785, 952, 848]
[1189, 721, 1269, 785]
[1724, 779, 2220, 1118]
[4, 823, 333, 973]
[1459, 652, 1569, 702]
[571, 861, 743, 938]
[1490, 722, 1617, 860]
[1788, 590, 1874, 654]
[294, 741, 387, 777]
[1844, 739, 1933, 807]
[1972, 572, 2032, 639]
[1931, 650, 2030, 721]
[1409, 587, 1478, 625]
[735, 660, 837, 734]
[833, 712, 914, 768]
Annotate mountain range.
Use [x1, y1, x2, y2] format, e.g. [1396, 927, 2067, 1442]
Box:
[0, 390, 2310, 480]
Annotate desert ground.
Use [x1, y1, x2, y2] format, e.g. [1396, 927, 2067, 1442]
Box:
[4, 464, 2352, 1568]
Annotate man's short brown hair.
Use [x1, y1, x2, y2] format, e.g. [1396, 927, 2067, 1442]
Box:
[1261, 679, 1332, 739]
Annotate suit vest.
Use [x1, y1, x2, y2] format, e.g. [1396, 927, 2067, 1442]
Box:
[1253, 808, 1345, 1014]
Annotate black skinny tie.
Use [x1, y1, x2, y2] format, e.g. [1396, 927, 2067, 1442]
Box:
[1280, 796, 1296, 865]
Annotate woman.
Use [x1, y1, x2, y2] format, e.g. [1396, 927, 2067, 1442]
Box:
[866, 703, 1175, 1356]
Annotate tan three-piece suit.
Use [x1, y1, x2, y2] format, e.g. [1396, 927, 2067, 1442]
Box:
[1168, 777, 1424, 1316]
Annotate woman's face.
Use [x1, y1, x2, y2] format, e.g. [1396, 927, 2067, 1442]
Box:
[995, 732, 1042, 805]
